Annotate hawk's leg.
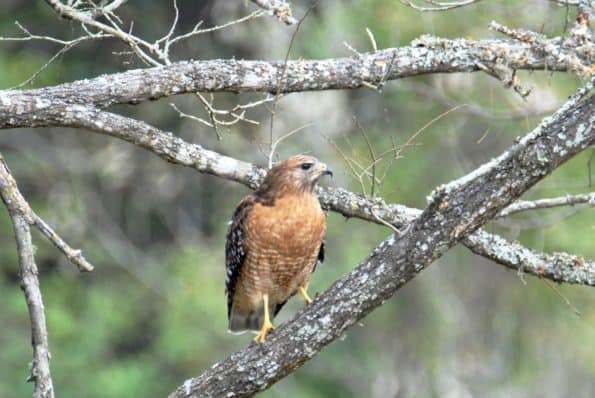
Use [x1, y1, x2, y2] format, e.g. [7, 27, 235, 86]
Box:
[254, 294, 274, 343]
[298, 286, 313, 304]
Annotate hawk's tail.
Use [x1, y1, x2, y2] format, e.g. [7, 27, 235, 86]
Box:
[227, 301, 287, 334]
[228, 306, 263, 334]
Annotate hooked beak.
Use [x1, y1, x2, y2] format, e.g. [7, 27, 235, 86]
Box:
[314, 162, 333, 178]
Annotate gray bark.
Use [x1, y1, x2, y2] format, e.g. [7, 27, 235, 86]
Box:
[0, 36, 592, 124]
[0, 158, 55, 398]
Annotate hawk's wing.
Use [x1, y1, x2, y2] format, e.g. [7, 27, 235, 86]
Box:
[306, 239, 325, 277]
[225, 196, 255, 319]
[318, 240, 325, 264]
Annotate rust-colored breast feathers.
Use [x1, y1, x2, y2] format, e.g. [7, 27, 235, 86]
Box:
[233, 192, 325, 312]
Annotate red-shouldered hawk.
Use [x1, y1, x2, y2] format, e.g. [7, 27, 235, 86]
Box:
[225, 155, 332, 343]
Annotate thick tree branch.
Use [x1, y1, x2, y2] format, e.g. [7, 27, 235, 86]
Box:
[1, 34, 592, 122]
[0, 160, 55, 398]
[168, 75, 594, 398]
[3, 99, 593, 292]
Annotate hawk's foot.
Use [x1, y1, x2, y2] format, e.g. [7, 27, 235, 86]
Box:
[254, 293, 274, 343]
[298, 286, 313, 304]
[253, 319, 274, 343]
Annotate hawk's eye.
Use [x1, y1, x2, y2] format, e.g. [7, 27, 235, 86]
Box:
[301, 162, 314, 171]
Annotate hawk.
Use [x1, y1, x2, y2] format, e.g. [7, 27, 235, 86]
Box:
[225, 155, 332, 343]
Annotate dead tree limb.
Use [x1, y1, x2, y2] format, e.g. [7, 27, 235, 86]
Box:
[0, 158, 55, 398]
[1, 35, 592, 123]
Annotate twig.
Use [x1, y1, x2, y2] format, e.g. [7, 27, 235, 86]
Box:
[400, 0, 481, 12]
[13, 42, 77, 89]
[371, 208, 410, 236]
[588, 148, 594, 186]
[267, 2, 317, 165]
[268, 123, 313, 168]
[322, 132, 368, 193]
[543, 279, 581, 316]
[0, 21, 110, 88]
[43, 0, 265, 67]
[394, 104, 466, 159]
[249, 0, 298, 25]
[353, 117, 378, 196]
[498, 193, 595, 217]
[88, 0, 129, 18]
[0, 155, 94, 272]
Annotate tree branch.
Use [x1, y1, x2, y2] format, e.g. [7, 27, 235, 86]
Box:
[0, 154, 94, 272]
[464, 229, 595, 285]
[3, 98, 592, 293]
[168, 75, 594, 398]
[1, 33, 592, 122]
[0, 160, 55, 398]
[249, 0, 298, 25]
[497, 192, 595, 217]
[400, 0, 480, 12]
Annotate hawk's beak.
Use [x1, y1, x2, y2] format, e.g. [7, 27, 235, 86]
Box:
[315, 162, 333, 178]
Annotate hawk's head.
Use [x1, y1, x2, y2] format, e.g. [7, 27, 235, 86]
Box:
[256, 155, 333, 200]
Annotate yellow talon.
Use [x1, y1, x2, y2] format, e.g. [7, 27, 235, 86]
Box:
[254, 294, 274, 343]
[298, 286, 313, 304]
[254, 319, 274, 343]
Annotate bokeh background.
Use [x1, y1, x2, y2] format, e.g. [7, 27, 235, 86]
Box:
[1, 1, 594, 397]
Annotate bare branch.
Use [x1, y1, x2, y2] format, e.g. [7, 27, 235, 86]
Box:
[0, 21, 110, 88]
[249, 0, 298, 25]
[268, 123, 313, 169]
[0, 21, 106, 45]
[2, 33, 592, 117]
[0, 155, 94, 272]
[183, 10, 266, 37]
[101, 0, 129, 15]
[489, 19, 593, 77]
[42, 0, 265, 67]
[551, 0, 582, 5]
[43, 0, 162, 66]
[465, 229, 595, 285]
[498, 193, 595, 217]
[0, 159, 54, 398]
[400, 0, 481, 12]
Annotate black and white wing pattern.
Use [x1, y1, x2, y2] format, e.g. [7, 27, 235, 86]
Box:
[224, 196, 255, 319]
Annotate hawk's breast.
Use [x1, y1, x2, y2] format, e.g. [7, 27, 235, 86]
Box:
[241, 193, 325, 304]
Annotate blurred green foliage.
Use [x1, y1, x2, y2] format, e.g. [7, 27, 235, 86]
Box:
[1, 0, 594, 397]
